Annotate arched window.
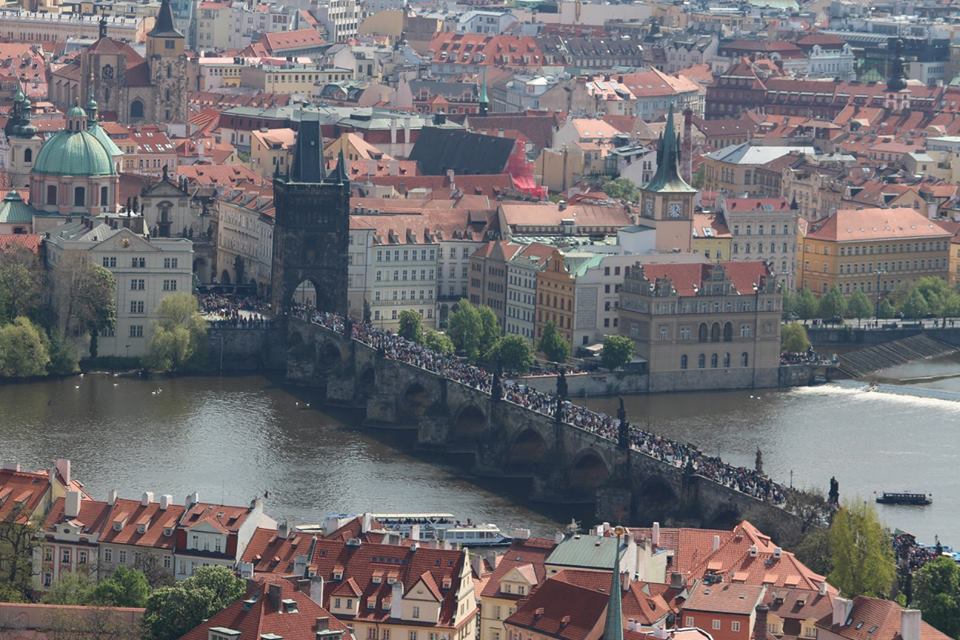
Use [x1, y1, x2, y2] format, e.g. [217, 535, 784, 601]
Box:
[46, 185, 57, 206]
[165, 88, 171, 102]
[711, 353, 718, 368]
[100, 186, 108, 207]
[741, 352, 749, 367]
[166, 64, 172, 78]
[130, 99, 144, 119]
[697, 354, 705, 369]
[710, 322, 721, 342]
[698, 323, 708, 343]
[723, 352, 731, 368]
[73, 186, 85, 207]
[723, 322, 733, 342]
[23, 148, 32, 163]
[680, 355, 688, 370]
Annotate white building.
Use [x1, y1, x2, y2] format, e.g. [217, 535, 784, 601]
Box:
[505, 243, 553, 340]
[721, 195, 799, 290]
[807, 43, 856, 80]
[216, 186, 275, 294]
[457, 10, 518, 35]
[45, 219, 194, 358]
[316, 0, 359, 43]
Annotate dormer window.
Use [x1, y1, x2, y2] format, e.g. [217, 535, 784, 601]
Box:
[333, 567, 344, 580]
[282, 598, 298, 613]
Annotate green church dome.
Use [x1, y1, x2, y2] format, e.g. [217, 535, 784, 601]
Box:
[0, 190, 35, 224]
[33, 129, 116, 176]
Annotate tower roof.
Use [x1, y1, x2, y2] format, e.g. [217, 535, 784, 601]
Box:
[601, 536, 624, 640]
[288, 112, 324, 182]
[644, 105, 696, 194]
[148, 0, 183, 39]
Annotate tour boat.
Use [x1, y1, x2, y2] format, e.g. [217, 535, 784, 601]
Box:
[438, 523, 512, 547]
[876, 492, 932, 506]
[368, 512, 457, 538]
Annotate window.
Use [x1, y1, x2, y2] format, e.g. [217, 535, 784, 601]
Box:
[130, 300, 144, 314]
[104, 548, 112, 562]
[711, 353, 718, 368]
[724, 353, 731, 368]
[731, 622, 741, 632]
[46, 184, 57, 206]
[712, 620, 721, 631]
[24, 148, 32, 163]
[741, 352, 749, 367]
[44, 546, 52, 561]
[118, 550, 127, 564]
[164, 39, 174, 49]
[73, 186, 85, 207]
[130, 99, 144, 119]
[130, 279, 144, 291]
[163, 258, 178, 269]
[131, 257, 145, 268]
[697, 354, 705, 369]
[163, 279, 177, 291]
[413, 606, 420, 619]
[680, 355, 688, 369]
[102, 256, 116, 268]
[100, 186, 108, 206]
[130, 325, 143, 338]
[409, 633, 417, 640]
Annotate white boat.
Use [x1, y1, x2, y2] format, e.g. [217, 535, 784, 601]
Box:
[367, 512, 457, 538]
[439, 523, 512, 547]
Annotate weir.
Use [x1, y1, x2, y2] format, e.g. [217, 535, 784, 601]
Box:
[284, 316, 826, 546]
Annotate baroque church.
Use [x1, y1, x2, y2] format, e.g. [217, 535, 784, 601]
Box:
[49, 0, 188, 125]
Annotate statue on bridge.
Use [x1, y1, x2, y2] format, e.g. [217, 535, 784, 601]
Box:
[556, 366, 568, 400]
[491, 362, 503, 402]
[755, 447, 763, 475]
[829, 476, 840, 505]
[617, 397, 629, 450]
[343, 315, 353, 339]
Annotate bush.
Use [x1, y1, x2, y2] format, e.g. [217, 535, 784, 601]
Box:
[600, 335, 634, 370]
[423, 330, 454, 355]
[146, 294, 208, 372]
[0, 316, 50, 378]
[398, 310, 424, 344]
[487, 334, 534, 373]
[781, 323, 811, 353]
[538, 321, 569, 363]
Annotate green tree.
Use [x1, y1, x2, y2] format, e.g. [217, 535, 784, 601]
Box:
[913, 276, 953, 317]
[900, 288, 930, 320]
[142, 566, 245, 640]
[398, 310, 424, 344]
[0, 245, 45, 324]
[601, 177, 640, 203]
[478, 305, 501, 358]
[46, 330, 80, 376]
[793, 527, 832, 577]
[146, 293, 208, 372]
[795, 288, 819, 322]
[0, 583, 26, 603]
[818, 286, 848, 320]
[61, 263, 116, 358]
[0, 316, 50, 378]
[447, 300, 483, 360]
[42, 572, 97, 605]
[93, 566, 150, 608]
[143, 584, 215, 640]
[423, 330, 454, 355]
[488, 334, 534, 373]
[782, 290, 796, 319]
[600, 335, 634, 370]
[691, 165, 705, 189]
[878, 298, 896, 319]
[0, 503, 40, 598]
[912, 556, 960, 637]
[846, 290, 873, 326]
[828, 500, 896, 597]
[781, 322, 811, 353]
[538, 321, 569, 363]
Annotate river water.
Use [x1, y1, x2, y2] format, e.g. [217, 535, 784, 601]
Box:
[1, 360, 958, 544]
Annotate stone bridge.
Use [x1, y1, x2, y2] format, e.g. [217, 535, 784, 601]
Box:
[286, 318, 812, 545]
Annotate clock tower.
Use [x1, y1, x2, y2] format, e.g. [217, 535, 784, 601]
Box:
[639, 105, 696, 252]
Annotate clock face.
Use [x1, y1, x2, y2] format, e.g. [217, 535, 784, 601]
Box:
[668, 201, 683, 219]
[102, 65, 114, 80]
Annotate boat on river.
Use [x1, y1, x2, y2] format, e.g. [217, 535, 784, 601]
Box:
[876, 492, 932, 506]
[439, 523, 512, 547]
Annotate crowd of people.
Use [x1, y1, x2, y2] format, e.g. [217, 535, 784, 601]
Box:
[292, 307, 788, 507]
[894, 532, 943, 572]
[200, 294, 272, 327]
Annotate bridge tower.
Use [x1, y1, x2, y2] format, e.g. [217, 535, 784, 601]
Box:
[270, 109, 350, 314]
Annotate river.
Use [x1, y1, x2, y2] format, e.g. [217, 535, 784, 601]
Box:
[1, 361, 958, 545]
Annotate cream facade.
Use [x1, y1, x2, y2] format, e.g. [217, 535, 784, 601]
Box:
[0, 11, 145, 43]
[216, 188, 274, 294]
[722, 196, 800, 290]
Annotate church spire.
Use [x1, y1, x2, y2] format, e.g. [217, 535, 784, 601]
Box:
[148, 0, 183, 38]
[886, 38, 906, 93]
[288, 110, 325, 183]
[478, 69, 489, 117]
[644, 105, 695, 193]
[601, 531, 624, 640]
[329, 149, 350, 185]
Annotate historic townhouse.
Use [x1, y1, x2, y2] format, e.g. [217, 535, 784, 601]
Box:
[97, 492, 184, 583]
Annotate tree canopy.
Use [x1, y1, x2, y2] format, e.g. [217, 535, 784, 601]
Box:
[446, 300, 483, 361]
[143, 566, 245, 640]
[146, 293, 208, 372]
[828, 500, 896, 598]
[93, 566, 150, 608]
[600, 335, 634, 370]
[62, 263, 116, 358]
[601, 177, 640, 203]
[781, 322, 811, 353]
[912, 556, 960, 638]
[538, 321, 569, 363]
[398, 310, 424, 344]
[423, 329, 454, 355]
[0, 245, 45, 324]
[818, 286, 848, 320]
[488, 334, 534, 373]
[795, 288, 819, 321]
[0, 316, 51, 378]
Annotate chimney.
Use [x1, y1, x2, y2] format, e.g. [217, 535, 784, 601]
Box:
[160, 494, 172, 510]
[753, 604, 769, 640]
[773, 546, 782, 558]
[309, 576, 325, 606]
[446, 168, 455, 193]
[390, 580, 404, 619]
[64, 489, 82, 519]
[670, 572, 684, 589]
[268, 583, 283, 611]
[362, 513, 372, 534]
[410, 524, 421, 541]
[108, 488, 118, 505]
[54, 459, 71, 487]
[433, 111, 446, 126]
[316, 616, 330, 632]
[620, 570, 630, 592]
[652, 522, 660, 546]
[554, 532, 565, 544]
[818, 581, 828, 596]
[279, 521, 291, 539]
[749, 544, 758, 557]
[832, 597, 852, 626]
[712, 534, 721, 552]
[294, 555, 308, 576]
[901, 610, 921, 640]
[141, 491, 154, 506]
[185, 492, 199, 509]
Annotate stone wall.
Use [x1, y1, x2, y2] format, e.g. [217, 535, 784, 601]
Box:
[648, 367, 779, 393]
[514, 371, 649, 397]
[206, 326, 285, 373]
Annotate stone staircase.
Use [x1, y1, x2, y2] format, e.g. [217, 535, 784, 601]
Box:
[837, 334, 958, 378]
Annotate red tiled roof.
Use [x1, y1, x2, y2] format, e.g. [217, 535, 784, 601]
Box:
[481, 538, 556, 599]
[260, 29, 325, 54]
[180, 576, 349, 640]
[180, 501, 253, 535]
[504, 575, 608, 640]
[0, 468, 50, 524]
[177, 164, 266, 188]
[683, 581, 765, 616]
[99, 497, 185, 550]
[816, 596, 952, 640]
[43, 496, 112, 537]
[633, 262, 770, 297]
[807, 207, 950, 242]
[0, 234, 41, 254]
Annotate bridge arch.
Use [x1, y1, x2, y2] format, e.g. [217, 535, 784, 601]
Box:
[507, 427, 548, 470]
[399, 382, 433, 421]
[569, 449, 610, 492]
[449, 404, 487, 442]
[636, 475, 678, 508]
[317, 340, 344, 370]
[356, 366, 376, 400]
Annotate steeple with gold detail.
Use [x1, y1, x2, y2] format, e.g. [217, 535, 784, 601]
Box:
[601, 528, 625, 640]
[639, 105, 696, 251]
[146, 0, 184, 59]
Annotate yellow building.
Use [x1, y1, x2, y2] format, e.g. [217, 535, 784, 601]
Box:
[799, 207, 951, 296]
[324, 132, 390, 164]
[240, 62, 324, 96]
[249, 128, 296, 179]
[478, 539, 555, 640]
[535, 249, 576, 349]
[691, 212, 731, 262]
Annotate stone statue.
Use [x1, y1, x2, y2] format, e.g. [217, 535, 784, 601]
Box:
[556, 366, 568, 400]
[491, 365, 503, 402]
[554, 395, 564, 425]
[617, 397, 629, 450]
[343, 315, 353, 340]
[755, 447, 763, 475]
[828, 476, 839, 505]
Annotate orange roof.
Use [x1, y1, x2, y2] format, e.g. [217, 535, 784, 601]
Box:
[816, 596, 952, 640]
[683, 581, 765, 616]
[499, 202, 632, 230]
[0, 468, 50, 524]
[807, 208, 950, 242]
[99, 497, 185, 550]
[260, 28, 325, 54]
[0, 234, 41, 254]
